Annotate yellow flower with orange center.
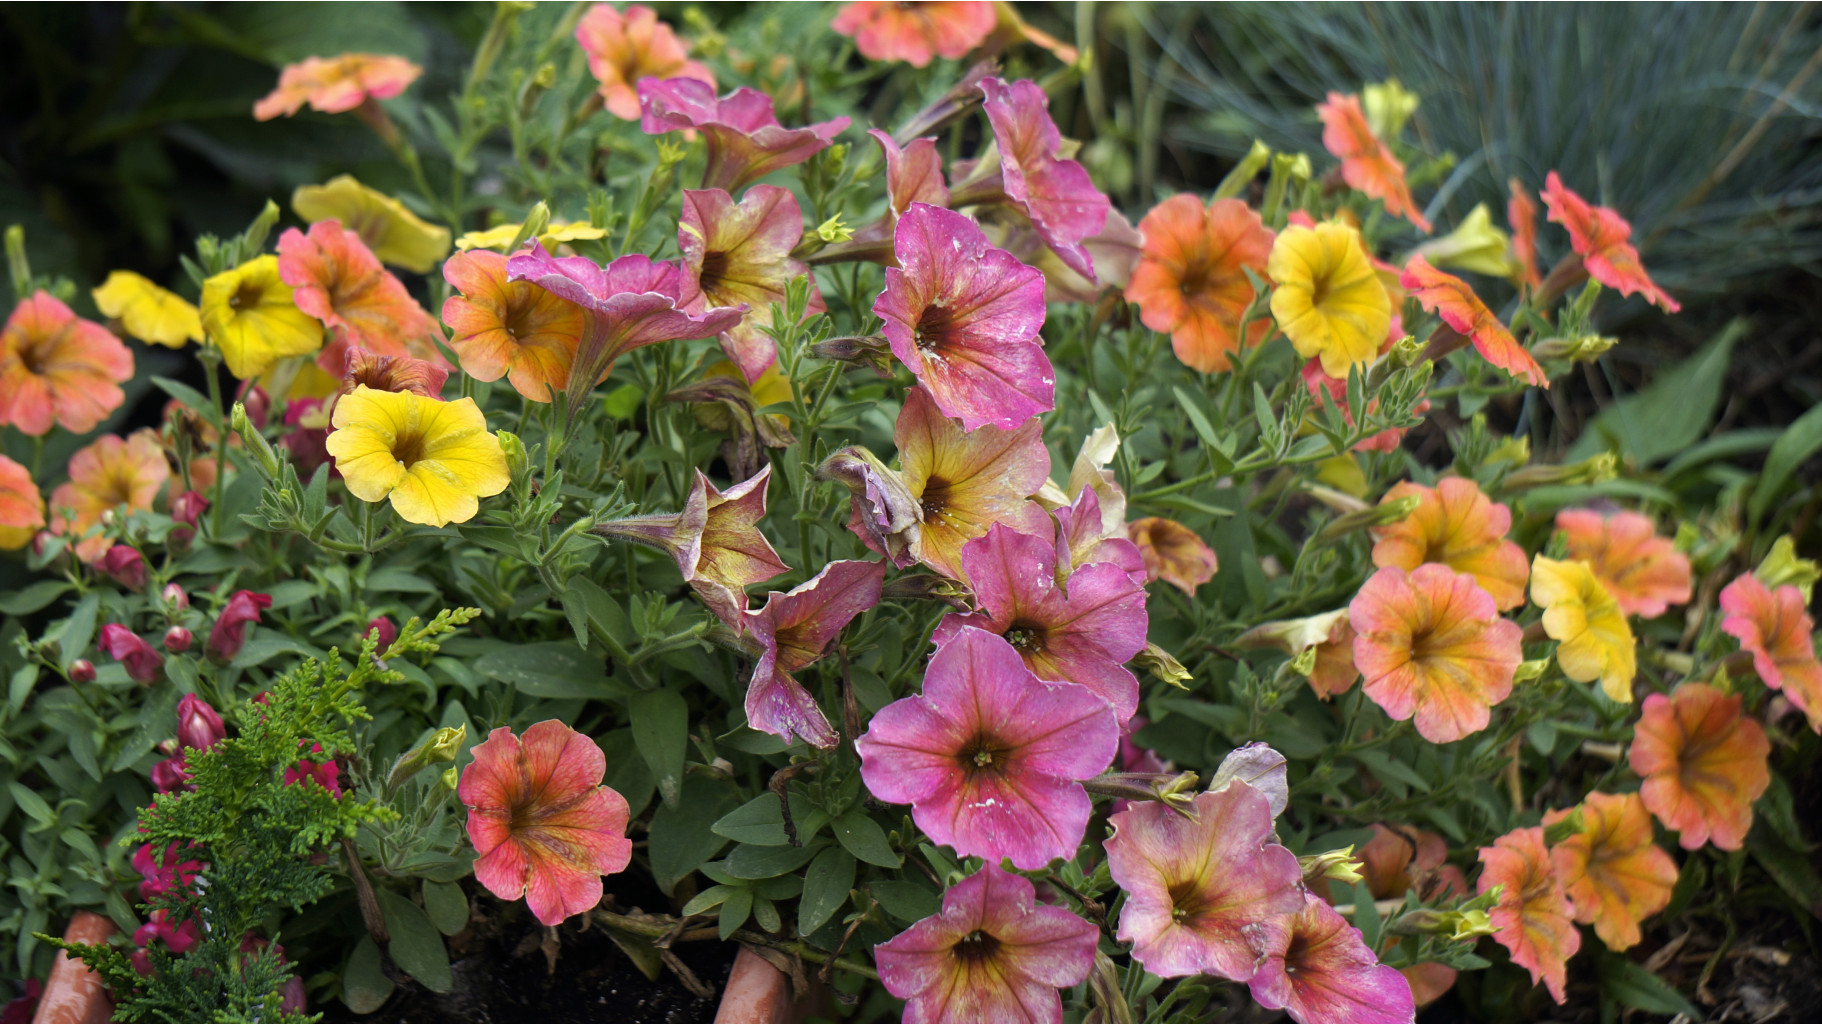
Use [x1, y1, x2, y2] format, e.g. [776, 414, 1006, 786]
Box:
[1531, 556, 1636, 702]
[92, 271, 203, 348]
[1267, 221, 1390, 378]
[326, 386, 509, 528]
[200, 256, 324, 379]
[48, 430, 170, 563]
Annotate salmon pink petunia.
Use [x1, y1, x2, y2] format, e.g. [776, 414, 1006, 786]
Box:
[1356, 823, 1464, 902]
[1317, 92, 1430, 232]
[1546, 792, 1677, 951]
[1371, 477, 1529, 610]
[1401, 255, 1545, 387]
[1478, 826, 1580, 1003]
[1539, 172, 1679, 312]
[856, 627, 1118, 869]
[875, 863, 1098, 1024]
[0, 291, 133, 436]
[253, 53, 421, 120]
[1508, 179, 1542, 290]
[1557, 509, 1692, 619]
[1720, 572, 1822, 731]
[277, 220, 445, 376]
[1246, 892, 1417, 1024]
[49, 430, 169, 563]
[1351, 564, 1523, 743]
[1629, 683, 1771, 851]
[678, 186, 824, 384]
[576, 4, 713, 121]
[1269, 222, 1392, 379]
[638, 77, 850, 193]
[1106, 784, 1306, 980]
[1126, 195, 1275, 373]
[876, 202, 1054, 430]
[1128, 516, 1219, 596]
[459, 720, 634, 926]
[441, 248, 585, 403]
[970, 77, 1113, 283]
[831, 1, 996, 67]
[1531, 556, 1637, 703]
[0, 455, 45, 551]
[742, 559, 885, 749]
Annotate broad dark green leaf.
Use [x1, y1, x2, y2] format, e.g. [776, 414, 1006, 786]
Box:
[832, 809, 900, 867]
[341, 937, 394, 1013]
[648, 777, 737, 895]
[629, 689, 688, 807]
[473, 641, 613, 700]
[379, 888, 451, 993]
[797, 847, 856, 936]
[421, 880, 468, 936]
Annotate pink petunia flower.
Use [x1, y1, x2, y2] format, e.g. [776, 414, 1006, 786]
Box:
[970, 78, 1112, 282]
[0, 290, 133, 436]
[208, 590, 273, 663]
[1246, 892, 1417, 1024]
[276, 220, 445, 375]
[831, 2, 997, 68]
[856, 627, 1117, 869]
[252, 54, 420, 120]
[678, 186, 824, 384]
[742, 559, 886, 748]
[1053, 485, 1146, 584]
[1479, 826, 1579, 1003]
[637, 77, 850, 193]
[576, 4, 714, 121]
[100, 624, 163, 685]
[1719, 572, 1822, 731]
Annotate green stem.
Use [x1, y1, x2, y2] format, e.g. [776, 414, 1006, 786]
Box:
[205, 359, 227, 538]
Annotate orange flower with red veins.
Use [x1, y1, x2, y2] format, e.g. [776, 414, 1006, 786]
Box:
[1557, 509, 1691, 619]
[1628, 683, 1770, 851]
[49, 431, 170, 563]
[1539, 172, 1679, 313]
[1370, 477, 1529, 610]
[576, 4, 714, 121]
[0, 455, 45, 551]
[277, 219, 443, 376]
[1546, 792, 1676, 952]
[459, 720, 633, 927]
[1128, 517, 1219, 596]
[1317, 92, 1430, 232]
[1401, 255, 1545, 387]
[1507, 179, 1541, 290]
[335, 346, 449, 401]
[441, 249, 585, 403]
[0, 291, 133, 436]
[1720, 573, 1822, 731]
[831, 1, 997, 68]
[253, 53, 422, 120]
[1126, 195, 1275, 373]
[1478, 826, 1580, 1004]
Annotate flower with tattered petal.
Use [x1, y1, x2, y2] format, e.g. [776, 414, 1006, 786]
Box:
[856, 627, 1117, 869]
[1478, 826, 1579, 1003]
[1629, 683, 1771, 851]
[1127, 195, 1275, 372]
[1540, 172, 1679, 312]
[1128, 517, 1218, 596]
[679, 186, 823, 384]
[973, 77, 1112, 282]
[335, 346, 449, 401]
[442, 248, 585, 403]
[1247, 892, 1417, 1024]
[1531, 556, 1636, 703]
[1557, 509, 1692, 619]
[742, 559, 885, 749]
[1508, 179, 1542, 290]
[1053, 485, 1145, 583]
[0, 290, 133, 436]
[278, 219, 445, 377]
[993, 207, 1143, 304]
[875, 863, 1097, 1024]
[49, 430, 169, 563]
[638, 76, 850, 192]
[832, 1, 996, 67]
[1720, 572, 1822, 731]
[293, 176, 451, 274]
[253, 53, 421, 120]
[1269, 222, 1391, 379]
[1371, 477, 1529, 610]
[0, 455, 44, 551]
[201, 256, 325, 380]
[1546, 792, 1676, 951]
[1402, 255, 1545, 387]
[92, 271, 202, 348]
[459, 720, 633, 926]
[1106, 783, 1305, 980]
[577, 4, 713, 121]
[326, 386, 510, 528]
[1318, 92, 1430, 232]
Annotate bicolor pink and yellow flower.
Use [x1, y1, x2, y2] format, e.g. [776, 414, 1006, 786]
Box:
[576, 4, 713, 121]
[970, 77, 1113, 283]
[1556, 509, 1691, 618]
[638, 77, 850, 192]
[1127, 195, 1275, 372]
[1546, 791, 1677, 952]
[1531, 556, 1637, 703]
[1247, 892, 1417, 1024]
[1401, 255, 1545, 387]
[1719, 571, 1822, 731]
[277, 219, 445, 377]
[49, 430, 169, 563]
[742, 559, 885, 749]
[441, 248, 585, 402]
[0, 291, 133, 436]
[1540, 172, 1679, 312]
[1629, 683, 1771, 851]
[1371, 477, 1529, 610]
[1479, 826, 1580, 1004]
[678, 185, 823, 383]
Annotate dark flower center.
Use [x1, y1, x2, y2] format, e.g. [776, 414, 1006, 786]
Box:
[699, 249, 732, 294]
[1178, 260, 1210, 297]
[919, 476, 953, 522]
[229, 280, 265, 311]
[1282, 931, 1314, 976]
[1003, 621, 1046, 654]
[960, 733, 1009, 776]
[913, 304, 954, 353]
[392, 431, 429, 469]
[1166, 876, 1207, 923]
[952, 929, 1002, 964]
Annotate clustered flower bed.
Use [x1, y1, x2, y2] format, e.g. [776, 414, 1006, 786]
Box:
[0, 4, 1816, 1024]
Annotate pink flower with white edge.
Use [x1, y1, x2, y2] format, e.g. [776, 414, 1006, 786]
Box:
[677, 186, 824, 384]
[933, 521, 1148, 721]
[856, 627, 1117, 869]
[973, 78, 1112, 282]
[875, 862, 1098, 1024]
[1246, 892, 1417, 1024]
[100, 624, 163, 685]
[459, 720, 633, 926]
[637, 76, 850, 193]
[742, 559, 886, 748]
[876, 203, 1054, 430]
[207, 590, 273, 663]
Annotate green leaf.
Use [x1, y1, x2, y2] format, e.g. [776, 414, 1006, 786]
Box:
[230, 635, 324, 668]
[797, 847, 856, 936]
[379, 888, 452, 993]
[723, 840, 828, 880]
[341, 937, 394, 1013]
[680, 884, 738, 917]
[8, 782, 54, 830]
[1597, 951, 1700, 1018]
[630, 689, 688, 807]
[832, 809, 901, 867]
[648, 777, 737, 895]
[422, 880, 469, 936]
[474, 641, 614, 700]
[0, 581, 70, 616]
[603, 383, 645, 420]
[713, 795, 790, 847]
[869, 879, 939, 923]
[602, 924, 664, 981]
[1172, 385, 1223, 449]
[1568, 321, 1743, 465]
[366, 568, 440, 594]
[565, 576, 636, 653]
[57, 593, 99, 672]
[151, 376, 216, 421]
[1750, 401, 1822, 523]
[1748, 822, 1822, 920]
[719, 886, 753, 940]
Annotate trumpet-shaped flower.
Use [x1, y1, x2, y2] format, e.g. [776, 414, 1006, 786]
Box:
[679, 186, 823, 384]
[325, 386, 510, 527]
[1238, 608, 1360, 700]
[1106, 784, 1306, 980]
[459, 720, 633, 926]
[873, 129, 950, 216]
[1053, 485, 1145, 583]
[1356, 823, 1464, 902]
[336, 347, 449, 400]
[875, 863, 1097, 1024]
[832, 1, 996, 67]
[1318, 92, 1430, 232]
[638, 77, 850, 193]
[1508, 179, 1542, 289]
[975, 77, 1112, 282]
[1629, 683, 1771, 851]
[100, 624, 163, 685]
[201, 256, 324, 380]
[1401, 255, 1545, 387]
[577, 4, 713, 121]
[1351, 564, 1523, 743]
[856, 627, 1118, 869]
[1720, 573, 1822, 731]
[1531, 556, 1637, 703]
[0, 456, 44, 551]
[441, 248, 585, 402]
[1247, 893, 1417, 1024]
[253, 53, 422, 120]
[207, 590, 272, 663]
[1540, 172, 1679, 312]
[1556, 509, 1691, 619]
[1269, 222, 1392, 379]
[1478, 826, 1579, 1004]
[876, 202, 1053, 430]
[1546, 792, 1676, 951]
[1407, 204, 1513, 278]
[1127, 195, 1275, 372]
[1127, 516, 1219, 596]
[743, 559, 885, 748]
[49, 431, 169, 563]
[993, 207, 1143, 304]
[92, 271, 202, 348]
[277, 220, 444, 374]
[177, 693, 226, 752]
[934, 522, 1148, 720]
[0, 291, 133, 436]
[293, 176, 451, 274]
[1371, 477, 1529, 610]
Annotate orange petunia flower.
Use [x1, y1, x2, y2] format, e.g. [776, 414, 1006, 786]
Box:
[276, 220, 446, 377]
[1478, 826, 1580, 1004]
[0, 455, 45, 551]
[1507, 179, 1542, 290]
[1539, 172, 1679, 313]
[1546, 792, 1676, 952]
[1531, 556, 1637, 703]
[1317, 92, 1430, 232]
[576, 4, 714, 121]
[441, 249, 585, 402]
[1127, 516, 1219, 596]
[1557, 509, 1691, 619]
[0, 291, 134, 436]
[830, 1, 997, 68]
[1401, 255, 1546, 387]
[1357, 823, 1467, 903]
[1629, 683, 1770, 851]
[48, 430, 170, 563]
[253, 53, 422, 120]
[1126, 195, 1275, 373]
[1720, 572, 1822, 732]
[1370, 477, 1529, 610]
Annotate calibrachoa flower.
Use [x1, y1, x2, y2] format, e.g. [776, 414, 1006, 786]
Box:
[101, 624, 163, 685]
[277, 220, 444, 375]
[0, 290, 133, 436]
[336, 346, 449, 400]
[293, 175, 452, 274]
[973, 78, 1113, 282]
[441, 248, 585, 403]
[831, 1, 996, 67]
[326, 386, 510, 527]
[0, 455, 45, 551]
[1356, 823, 1465, 902]
[49, 430, 169, 563]
[678, 186, 824, 384]
[176, 693, 226, 752]
[1371, 477, 1529, 610]
[1237, 608, 1360, 699]
[200, 256, 324, 380]
[1531, 556, 1637, 703]
[934, 522, 1148, 720]
[1508, 178, 1542, 289]
[1719, 572, 1822, 731]
[1351, 564, 1522, 743]
[856, 627, 1117, 869]
[1127, 195, 1275, 372]
[743, 559, 886, 748]
[1247, 893, 1417, 1024]
[996, 207, 1143, 304]
[874, 863, 1098, 1024]
[455, 220, 608, 253]
[1540, 172, 1679, 312]
[1106, 783, 1305, 980]
[92, 271, 202, 348]
[208, 590, 273, 663]
[576, 4, 713, 121]
[1401, 255, 1545, 387]
[253, 53, 422, 120]
[1557, 509, 1692, 618]
[1629, 683, 1771, 851]
[1478, 826, 1580, 1003]
[459, 720, 633, 926]
[638, 76, 850, 192]
[1546, 792, 1677, 951]
[1127, 516, 1219, 596]
[876, 203, 1053, 430]
[1268, 222, 1392, 379]
[1318, 92, 1430, 232]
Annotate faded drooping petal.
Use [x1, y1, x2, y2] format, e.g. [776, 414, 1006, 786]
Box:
[1247, 893, 1417, 1024]
[871, 129, 950, 215]
[895, 384, 1051, 579]
[1106, 784, 1305, 980]
[1208, 742, 1290, 820]
[1401, 255, 1545, 387]
[978, 78, 1112, 282]
[1720, 572, 1822, 732]
[1557, 509, 1692, 619]
[855, 627, 1118, 869]
[1128, 516, 1219, 595]
[1540, 172, 1679, 313]
[1371, 477, 1529, 610]
[1237, 609, 1360, 700]
[1531, 556, 1637, 703]
[1317, 92, 1430, 232]
[678, 186, 823, 384]
[1546, 792, 1677, 951]
[1508, 179, 1542, 290]
[819, 446, 923, 568]
[638, 76, 850, 192]
[1478, 826, 1579, 1004]
[336, 346, 449, 400]
[1628, 683, 1770, 851]
[1127, 195, 1275, 372]
[1356, 823, 1464, 902]
[1052, 486, 1145, 584]
[743, 559, 885, 748]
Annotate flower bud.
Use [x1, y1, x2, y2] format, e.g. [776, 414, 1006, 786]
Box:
[176, 692, 225, 751]
[1316, 494, 1421, 543]
[807, 334, 894, 376]
[231, 401, 283, 479]
[495, 430, 528, 482]
[815, 213, 852, 244]
[386, 725, 468, 791]
[207, 590, 272, 663]
[1213, 138, 1273, 200]
[169, 490, 209, 528]
[879, 573, 975, 612]
[163, 626, 193, 654]
[1406, 203, 1513, 278]
[68, 659, 96, 684]
[1300, 847, 1365, 887]
[162, 583, 190, 611]
[365, 616, 399, 651]
[1513, 658, 1550, 685]
[1131, 642, 1192, 688]
[1541, 807, 1585, 846]
[1531, 334, 1618, 364]
[441, 767, 459, 791]
[1503, 452, 1619, 491]
[99, 544, 147, 590]
[236, 382, 272, 430]
[815, 446, 922, 567]
[99, 624, 163, 685]
[151, 754, 191, 792]
[1363, 78, 1419, 139]
[1755, 536, 1821, 602]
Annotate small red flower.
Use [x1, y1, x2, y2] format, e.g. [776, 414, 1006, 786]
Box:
[100, 624, 163, 686]
[1539, 172, 1679, 312]
[208, 590, 273, 663]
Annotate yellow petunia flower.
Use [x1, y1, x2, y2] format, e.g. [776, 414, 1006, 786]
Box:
[1531, 556, 1637, 702]
[1267, 221, 1390, 378]
[326, 386, 509, 527]
[292, 175, 451, 274]
[199, 256, 324, 380]
[455, 220, 609, 252]
[92, 271, 203, 348]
